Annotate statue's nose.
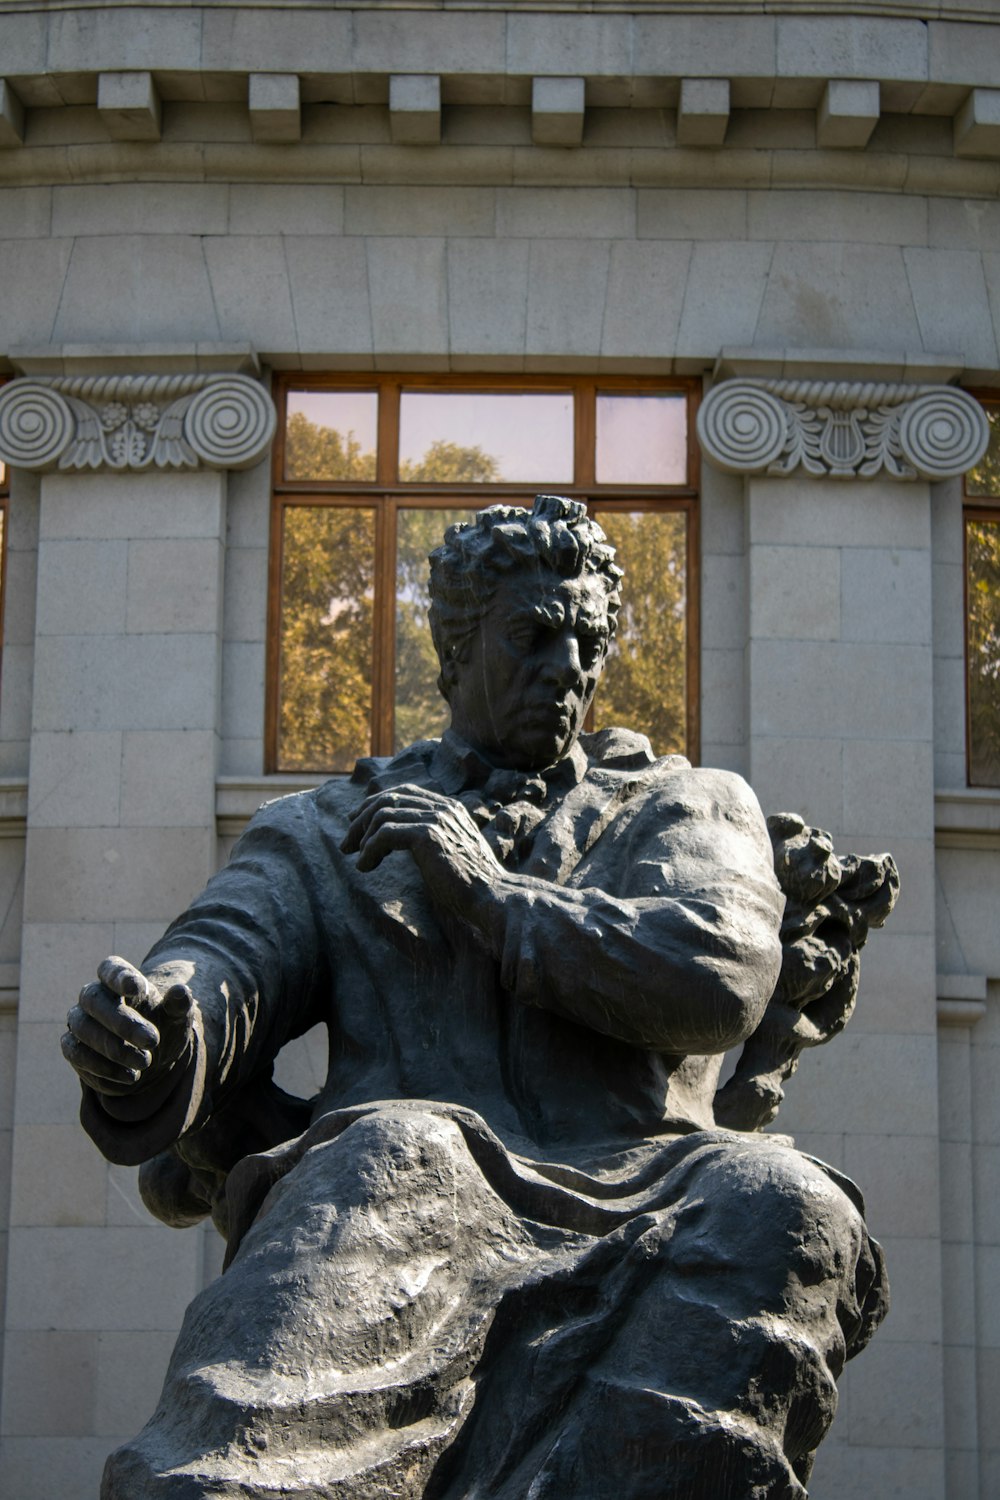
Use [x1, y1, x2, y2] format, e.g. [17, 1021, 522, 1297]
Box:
[541, 632, 582, 686]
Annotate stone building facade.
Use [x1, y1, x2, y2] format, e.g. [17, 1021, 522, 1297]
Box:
[0, 2, 998, 1496]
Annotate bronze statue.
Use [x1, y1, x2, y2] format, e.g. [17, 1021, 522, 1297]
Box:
[63, 495, 897, 1499]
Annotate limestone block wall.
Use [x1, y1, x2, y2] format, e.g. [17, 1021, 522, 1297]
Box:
[746, 470, 944, 1493]
[0, 3, 997, 1498]
[2, 466, 229, 1491]
[0, 181, 999, 378]
[0, 463, 34, 1420]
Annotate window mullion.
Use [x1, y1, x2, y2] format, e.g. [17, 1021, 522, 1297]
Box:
[378, 382, 400, 487]
[264, 497, 286, 772]
[372, 380, 400, 756]
[576, 382, 596, 489]
[372, 497, 397, 757]
[685, 502, 701, 765]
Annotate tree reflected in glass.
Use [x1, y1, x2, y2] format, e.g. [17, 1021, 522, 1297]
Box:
[592, 510, 687, 758]
[965, 406, 1000, 498]
[277, 406, 692, 769]
[968, 516, 1000, 787]
[284, 401, 377, 482]
[395, 509, 478, 752]
[965, 406, 1000, 787]
[279, 507, 375, 771]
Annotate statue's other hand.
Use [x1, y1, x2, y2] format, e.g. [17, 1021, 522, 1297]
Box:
[343, 784, 502, 910]
[61, 956, 194, 1098]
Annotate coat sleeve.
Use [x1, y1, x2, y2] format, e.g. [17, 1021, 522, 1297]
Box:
[491, 769, 785, 1056]
[79, 790, 335, 1166]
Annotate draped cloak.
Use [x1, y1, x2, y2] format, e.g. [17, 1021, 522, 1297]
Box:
[80, 729, 888, 1500]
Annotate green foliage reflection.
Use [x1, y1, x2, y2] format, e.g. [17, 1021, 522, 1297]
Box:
[968, 516, 1000, 786]
[592, 511, 687, 758]
[279, 413, 690, 769]
[285, 411, 376, 482]
[393, 448, 497, 751]
[966, 407, 1000, 498]
[279, 507, 375, 771]
[395, 509, 478, 752]
[399, 441, 499, 486]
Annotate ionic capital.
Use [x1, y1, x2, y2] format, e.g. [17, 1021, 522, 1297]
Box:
[697, 378, 989, 481]
[0, 373, 276, 474]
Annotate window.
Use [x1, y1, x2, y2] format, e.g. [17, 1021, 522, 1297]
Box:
[964, 394, 1000, 787]
[268, 375, 699, 774]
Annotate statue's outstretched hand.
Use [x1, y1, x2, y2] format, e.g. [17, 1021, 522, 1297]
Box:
[61, 956, 194, 1099]
[343, 784, 504, 928]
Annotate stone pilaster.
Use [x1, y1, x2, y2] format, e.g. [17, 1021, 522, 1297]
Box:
[0, 360, 276, 1483]
[697, 369, 988, 1490]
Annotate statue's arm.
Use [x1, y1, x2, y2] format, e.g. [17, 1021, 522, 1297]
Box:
[345, 771, 783, 1055]
[67, 792, 331, 1166]
[490, 771, 784, 1053]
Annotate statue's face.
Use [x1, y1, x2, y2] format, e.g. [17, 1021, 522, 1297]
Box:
[447, 567, 612, 770]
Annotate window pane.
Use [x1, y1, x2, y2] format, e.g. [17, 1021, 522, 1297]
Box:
[394, 507, 478, 752]
[596, 393, 687, 486]
[284, 391, 378, 481]
[399, 391, 573, 484]
[591, 510, 687, 757]
[968, 514, 1000, 787]
[966, 406, 1000, 497]
[278, 507, 376, 772]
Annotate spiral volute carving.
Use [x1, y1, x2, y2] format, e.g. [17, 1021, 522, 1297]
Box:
[696, 382, 788, 474]
[697, 376, 989, 481]
[897, 389, 989, 479]
[0, 382, 74, 470]
[183, 378, 277, 471]
[0, 373, 276, 473]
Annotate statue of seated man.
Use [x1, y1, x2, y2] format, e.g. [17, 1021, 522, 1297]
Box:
[63, 494, 892, 1500]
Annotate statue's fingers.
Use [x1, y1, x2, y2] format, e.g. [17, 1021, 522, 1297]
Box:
[345, 797, 434, 855]
[97, 954, 154, 1005]
[74, 1065, 128, 1094]
[359, 805, 430, 837]
[359, 807, 441, 861]
[355, 821, 424, 873]
[382, 783, 448, 806]
[364, 799, 485, 858]
[365, 786, 448, 816]
[77, 981, 160, 1050]
[341, 798, 382, 852]
[159, 982, 194, 1023]
[66, 1006, 153, 1070]
[61, 1030, 144, 1089]
[363, 793, 471, 834]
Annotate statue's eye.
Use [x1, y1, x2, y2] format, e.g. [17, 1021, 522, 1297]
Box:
[508, 623, 538, 650]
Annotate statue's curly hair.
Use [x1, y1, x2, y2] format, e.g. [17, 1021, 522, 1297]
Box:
[427, 495, 623, 690]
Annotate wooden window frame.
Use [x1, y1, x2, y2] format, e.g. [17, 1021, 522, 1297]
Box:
[268, 372, 701, 773]
[963, 389, 1000, 788]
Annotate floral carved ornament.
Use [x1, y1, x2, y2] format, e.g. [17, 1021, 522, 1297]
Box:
[0, 374, 276, 473]
[697, 379, 989, 481]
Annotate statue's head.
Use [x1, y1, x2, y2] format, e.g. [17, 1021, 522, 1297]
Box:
[428, 494, 623, 770]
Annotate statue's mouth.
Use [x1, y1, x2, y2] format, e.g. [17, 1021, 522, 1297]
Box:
[521, 704, 573, 733]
